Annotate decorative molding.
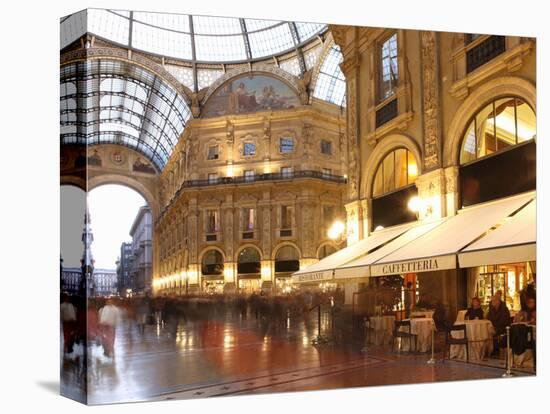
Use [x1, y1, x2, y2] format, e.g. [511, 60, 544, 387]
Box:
[449, 39, 535, 100]
[421, 31, 441, 170]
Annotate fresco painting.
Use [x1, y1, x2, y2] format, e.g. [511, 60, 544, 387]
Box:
[203, 75, 301, 117]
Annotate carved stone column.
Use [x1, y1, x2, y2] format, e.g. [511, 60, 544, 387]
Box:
[186, 197, 200, 290]
[444, 166, 460, 216]
[415, 168, 446, 220]
[421, 31, 442, 171]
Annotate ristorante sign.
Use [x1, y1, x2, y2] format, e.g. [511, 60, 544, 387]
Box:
[370, 255, 456, 276]
[292, 271, 333, 283]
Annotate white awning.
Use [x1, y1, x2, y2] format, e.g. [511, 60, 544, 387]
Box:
[291, 222, 414, 283]
[458, 199, 536, 268]
[369, 192, 535, 277]
[334, 219, 445, 279]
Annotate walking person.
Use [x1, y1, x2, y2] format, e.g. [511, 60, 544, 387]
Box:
[98, 298, 122, 357]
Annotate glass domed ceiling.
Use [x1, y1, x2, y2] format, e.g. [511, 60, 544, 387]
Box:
[61, 9, 327, 63]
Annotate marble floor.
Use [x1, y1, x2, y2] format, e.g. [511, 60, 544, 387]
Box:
[60, 305, 534, 405]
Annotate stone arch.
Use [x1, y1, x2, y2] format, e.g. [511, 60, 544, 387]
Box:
[87, 173, 160, 220]
[60, 176, 86, 191]
[271, 241, 302, 261]
[444, 76, 536, 167]
[198, 246, 226, 264]
[316, 241, 339, 259]
[235, 243, 263, 262]
[201, 65, 303, 107]
[363, 133, 423, 198]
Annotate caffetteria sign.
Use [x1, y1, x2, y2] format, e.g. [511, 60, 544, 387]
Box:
[371, 255, 456, 276]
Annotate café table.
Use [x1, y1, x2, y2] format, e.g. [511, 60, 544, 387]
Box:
[411, 310, 435, 319]
[450, 319, 495, 361]
[367, 315, 395, 345]
[399, 317, 435, 352]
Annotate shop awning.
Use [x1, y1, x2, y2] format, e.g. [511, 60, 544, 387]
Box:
[334, 219, 445, 279]
[291, 222, 414, 283]
[369, 191, 534, 277]
[458, 198, 536, 268]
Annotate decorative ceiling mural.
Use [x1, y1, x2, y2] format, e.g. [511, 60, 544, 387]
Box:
[202, 74, 301, 117]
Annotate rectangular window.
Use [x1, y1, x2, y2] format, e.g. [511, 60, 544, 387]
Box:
[207, 145, 219, 160]
[244, 169, 255, 182]
[280, 137, 294, 153]
[208, 173, 218, 183]
[243, 142, 256, 156]
[379, 33, 398, 102]
[321, 139, 332, 155]
[281, 205, 293, 229]
[281, 166, 293, 178]
[206, 210, 219, 234]
[242, 207, 255, 231]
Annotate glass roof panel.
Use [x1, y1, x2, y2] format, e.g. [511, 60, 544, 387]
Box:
[248, 23, 295, 58]
[60, 59, 191, 170]
[295, 22, 325, 42]
[192, 15, 242, 35]
[60, 10, 87, 49]
[133, 11, 190, 32]
[243, 19, 281, 32]
[132, 21, 193, 59]
[313, 44, 346, 107]
[87, 9, 130, 45]
[194, 34, 247, 62]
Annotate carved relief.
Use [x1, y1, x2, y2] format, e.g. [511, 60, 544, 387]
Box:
[421, 31, 441, 170]
[347, 77, 359, 200]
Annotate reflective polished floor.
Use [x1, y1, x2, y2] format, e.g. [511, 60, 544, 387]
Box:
[61, 305, 533, 405]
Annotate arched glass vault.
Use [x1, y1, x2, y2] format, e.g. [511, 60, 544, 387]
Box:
[61, 9, 326, 66]
[60, 59, 192, 170]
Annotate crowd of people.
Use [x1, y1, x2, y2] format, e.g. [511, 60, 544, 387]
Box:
[60, 289, 345, 359]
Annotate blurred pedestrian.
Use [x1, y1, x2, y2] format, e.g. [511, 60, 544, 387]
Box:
[99, 298, 122, 357]
[60, 294, 76, 354]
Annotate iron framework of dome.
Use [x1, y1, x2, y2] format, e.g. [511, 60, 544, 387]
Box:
[60, 9, 346, 171]
[60, 59, 192, 170]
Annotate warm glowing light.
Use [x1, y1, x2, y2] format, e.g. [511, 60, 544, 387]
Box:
[408, 163, 418, 177]
[328, 220, 345, 240]
[226, 163, 234, 177]
[408, 196, 423, 213]
[374, 225, 385, 231]
[261, 265, 272, 279]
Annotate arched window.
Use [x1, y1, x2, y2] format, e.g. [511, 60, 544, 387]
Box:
[237, 247, 261, 274]
[201, 250, 224, 275]
[274, 245, 300, 273]
[372, 148, 418, 197]
[318, 244, 337, 260]
[460, 97, 536, 165]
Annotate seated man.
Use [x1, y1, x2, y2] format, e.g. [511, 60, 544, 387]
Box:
[486, 293, 511, 356]
[514, 297, 536, 325]
[464, 297, 484, 320]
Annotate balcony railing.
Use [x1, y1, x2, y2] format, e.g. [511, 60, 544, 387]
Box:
[183, 170, 346, 189]
[159, 170, 347, 220]
[466, 35, 506, 73]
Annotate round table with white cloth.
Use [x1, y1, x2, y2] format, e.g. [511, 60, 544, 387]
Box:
[450, 319, 495, 361]
[399, 318, 435, 352]
[367, 315, 395, 345]
[411, 310, 434, 319]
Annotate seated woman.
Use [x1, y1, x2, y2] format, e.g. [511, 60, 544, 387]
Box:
[464, 297, 484, 320]
[514, 297, 536, 325]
